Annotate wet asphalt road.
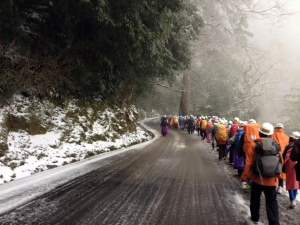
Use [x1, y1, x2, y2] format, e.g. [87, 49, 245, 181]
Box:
[0, 118, 299, 225]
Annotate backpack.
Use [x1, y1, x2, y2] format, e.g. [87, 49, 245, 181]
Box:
[215, 124, 227, 141]
[236, 130, 245, 158]
[162, 118, 168, 126]
[212, 125, 217, 136]
[201, 120, 207, 130]
[197, 120, 201, 128]
[188, 118, 194, 126]
[252, 138, 282, 178]
[243, 123, 260, 153]
[230, 124, 239, 138]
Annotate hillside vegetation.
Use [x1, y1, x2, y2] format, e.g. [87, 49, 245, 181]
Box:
[0, 0, 202, 105]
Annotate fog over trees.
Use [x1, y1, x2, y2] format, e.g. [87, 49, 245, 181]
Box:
[0, 0, 299, 132]
[138, 0, 300, 132]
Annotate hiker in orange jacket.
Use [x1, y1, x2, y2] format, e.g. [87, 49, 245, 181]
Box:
[241, 122, 280, 225]
[271, 123, 289, 194]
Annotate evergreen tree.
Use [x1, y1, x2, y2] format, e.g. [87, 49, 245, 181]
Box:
[0, 0, 203, 105]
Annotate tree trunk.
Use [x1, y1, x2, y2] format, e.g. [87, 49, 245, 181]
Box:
[179, 71, 190, 116]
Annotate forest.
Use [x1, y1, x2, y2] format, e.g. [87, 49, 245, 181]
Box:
[1, 0, 300, 132]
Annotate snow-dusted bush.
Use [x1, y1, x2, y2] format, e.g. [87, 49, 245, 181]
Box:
[0, 94, 150, 184]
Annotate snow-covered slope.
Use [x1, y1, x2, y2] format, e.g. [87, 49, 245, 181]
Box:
[0, 94, 152, 184]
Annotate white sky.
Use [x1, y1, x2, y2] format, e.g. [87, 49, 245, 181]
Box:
[248, 0, 300, 69]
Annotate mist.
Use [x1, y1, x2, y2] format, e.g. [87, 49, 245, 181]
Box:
[138, 0, 300, 133]
[247, 1, 300, 126]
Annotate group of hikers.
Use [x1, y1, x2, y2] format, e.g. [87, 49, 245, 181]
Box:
[160, 115, 300, 225]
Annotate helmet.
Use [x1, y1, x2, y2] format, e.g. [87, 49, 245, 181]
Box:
[248, 119, 256, 124]
[233, 117, 239, 122]
[239, 121, 246, 127]
[228, 121, 233, 125]
[290, 131, 300, 139]
[259, 122, 274, 136]
[275, 123, 284, 129]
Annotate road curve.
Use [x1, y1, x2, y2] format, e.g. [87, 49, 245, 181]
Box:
[0, 118, 299, 225]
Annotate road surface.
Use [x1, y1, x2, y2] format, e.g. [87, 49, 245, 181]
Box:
[0, 118, 299, 224]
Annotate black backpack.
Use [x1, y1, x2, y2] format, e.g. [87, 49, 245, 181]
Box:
[252, 138, 282, 178]
[188, 118, 194, 126]
[162, 118, 168, 126]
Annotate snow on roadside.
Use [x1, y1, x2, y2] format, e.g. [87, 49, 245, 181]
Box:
[0, 95, 151, 184]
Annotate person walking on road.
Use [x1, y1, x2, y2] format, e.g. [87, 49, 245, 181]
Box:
[282, 131, 300, 209]
[187, 116, 195, 134]
[290, 133, 300, 181]
[160, 116, 169, 137]
[211, 121, 218, 150]
[215, 120, 228, 160]
[228, 117, 240, 164]
[241, 122, 281, 225]
[271, 123, 289, 194]
[206, 118, 213, 143]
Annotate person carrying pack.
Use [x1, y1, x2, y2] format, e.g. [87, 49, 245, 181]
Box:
[241, 122, 281, 225]
[187, 116, 195, 134]
[161, 117, 168, 126]
[252, 137, 282, 178]
[282, 131, 300, 209]
[215, 121, 228, 160]
[200, 117, 208, 140]
[228, 121, 246, 175]
[160, 116, 169, 137]
[290, 134, 300, 181]
[227, 117, 240, 164]
[271, 123, 289, 194]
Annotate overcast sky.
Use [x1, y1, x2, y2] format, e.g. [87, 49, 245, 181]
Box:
[248, 0, 300, 70]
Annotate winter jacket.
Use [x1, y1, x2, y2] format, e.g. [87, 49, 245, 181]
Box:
[229, 128, 245, 156]
[206, 121, 213, 134]
[228, 121, 239, 138]
[271, 129, 289, 155]
[241, 137, 279, 186]
[290, 138, 300, 161]
[282, 142, 299, 190]
[290, 138, 300, 181]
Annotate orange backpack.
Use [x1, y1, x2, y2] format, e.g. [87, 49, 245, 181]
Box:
[215, 124, 227, 141]
[201, 120, 208, 130]
[243, 123, 260, 153]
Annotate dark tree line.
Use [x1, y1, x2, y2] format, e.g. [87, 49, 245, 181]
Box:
[0, 0, 203, 105]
